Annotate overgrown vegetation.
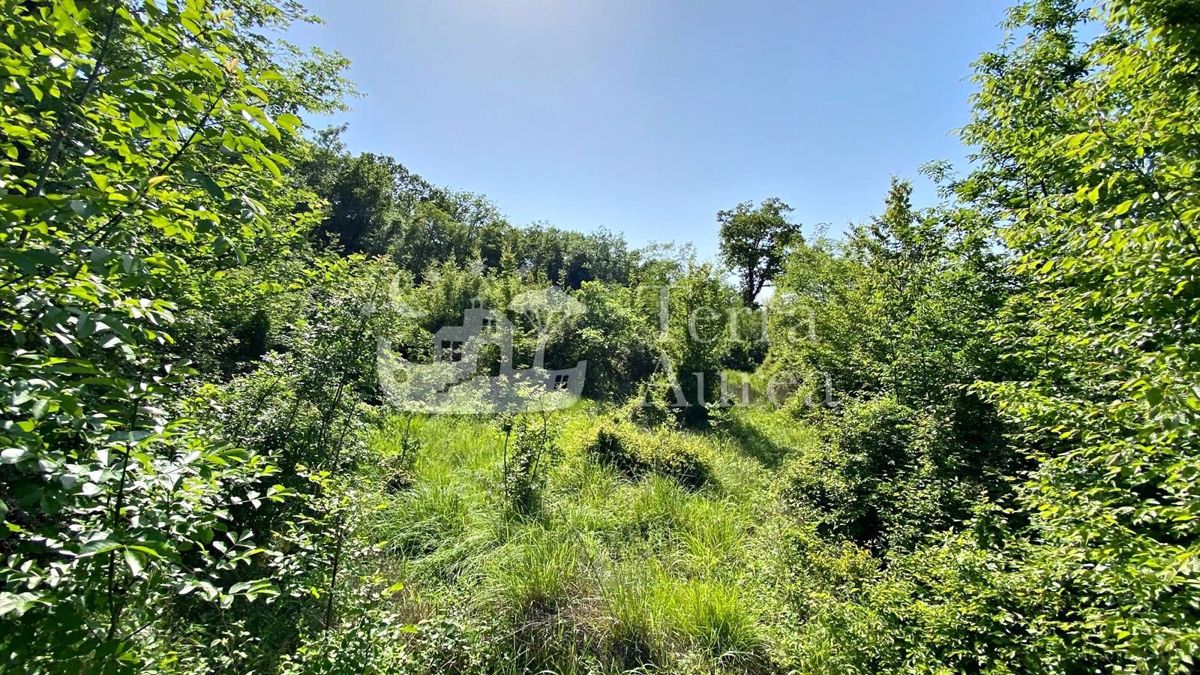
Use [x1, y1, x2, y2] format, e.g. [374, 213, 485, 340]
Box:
[2, 0, 1196, 672]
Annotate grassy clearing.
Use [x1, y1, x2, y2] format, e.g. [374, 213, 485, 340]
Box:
[359, 402, 820, 672]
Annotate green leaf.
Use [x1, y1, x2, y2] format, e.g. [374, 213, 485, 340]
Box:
[0, 248, 63, 275]
[276, 112, 301, 132]
[185, 168, 225, 200]
[1146, 387, 1164, 407]
[0, 592, 44, 618]
[78, 539, 121, 557]
[126, 545, 163, 558]
[124, 548, 145, 576]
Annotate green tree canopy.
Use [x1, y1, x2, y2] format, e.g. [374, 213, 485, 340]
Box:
[717, 197, 802, 306]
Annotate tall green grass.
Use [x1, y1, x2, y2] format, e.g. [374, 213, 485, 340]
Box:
[361, 402, 817, 671]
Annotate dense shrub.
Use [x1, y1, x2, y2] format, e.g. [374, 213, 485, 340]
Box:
[585, 421, 711, 490]
[553, 281, 660, 401]
[949, 0, 1200, 667]
[277, 605, 412, 675]
[721, 305, 770, 372]
[776, 450, 858, 541]
[778, 396, 986, 553]
[766, 179, 1015, 555]
[500, 413, 559, 515]
[778, 3, 1200, 671]
[0, 1, 386, 669]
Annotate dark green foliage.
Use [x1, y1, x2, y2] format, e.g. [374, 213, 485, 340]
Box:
[0, 1, 413, 669]
[551, 280, 661, 401]
[717, 197, 803, 306]
[300, 137, 637, 289]
[0, 0, 359, 668]
[771, 183, 1012, 412]
[956, 0, 1200, 666]
[277, 587, 414, 674]
[657, 261, 737, 427]
[780, 397, 981, 553]
[722, 306, 769, 372]
[783, 1, 1200, 671]
[768, 179, 1016, 551]
[380, 416, 421, 493]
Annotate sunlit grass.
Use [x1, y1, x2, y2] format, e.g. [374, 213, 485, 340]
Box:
[364, 401, 816, 670]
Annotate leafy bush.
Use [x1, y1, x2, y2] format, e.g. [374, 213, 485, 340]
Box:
[500, 413, 559, 516]
[659, 262, 737, 427]
[373, 415, 422, 493]
[947, 0, 1200, 668]
[585, 421, 711, 491]
[553, 281, 660, 401]
[0, 0, 377, 669]
[777, 3, 1200, 671]
[778, 397, 915, 546]
[776, 450, 858, 541]
[395, 618, 492, 675]
[277, 606, 412, 675]
[767, 181, 1016, 549]
[778, 396, 984, 553]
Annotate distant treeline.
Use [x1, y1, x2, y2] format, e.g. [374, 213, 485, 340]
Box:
[300, 129, 637, 287]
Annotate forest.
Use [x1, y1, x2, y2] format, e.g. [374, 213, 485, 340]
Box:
[0, 0, 1197, 672]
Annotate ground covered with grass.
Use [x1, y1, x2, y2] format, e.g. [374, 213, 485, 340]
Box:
[346, 402, 844, 673]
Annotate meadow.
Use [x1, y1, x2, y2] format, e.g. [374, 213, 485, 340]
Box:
[350, 400, 819, 673]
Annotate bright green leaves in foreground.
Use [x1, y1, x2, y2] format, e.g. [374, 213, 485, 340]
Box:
[844, 0, 1200, 662]
[953, 0, 1200, 668]
[0, 0, 344, 669]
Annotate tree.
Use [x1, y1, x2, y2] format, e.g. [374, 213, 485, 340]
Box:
[509, 286, 585, 370]
[0, 0, 350, 668]
[642, 260, 735, 427]
[858, 177, 942, 272]
[809, 1, 1200, 670]
[963, 0, 1200, 667]
[717, 197, 802, 306]
[769, 184, 1014, 553]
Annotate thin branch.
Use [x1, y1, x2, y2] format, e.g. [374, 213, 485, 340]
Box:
[0, 78, 233, 294]
[35, 1, 122, 197]
[105, 383, 141, 642]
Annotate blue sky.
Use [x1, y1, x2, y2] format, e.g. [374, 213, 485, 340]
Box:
[288, 0, 1012, 258]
